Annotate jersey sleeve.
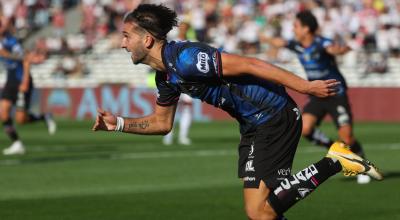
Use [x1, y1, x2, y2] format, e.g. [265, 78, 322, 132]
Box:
[285, 39, 297, 51]
[11, 42, 24, 57]
[175, 44, 223, 82]
[155, 71, 180, 106]
[6, 37, 24, 56]
[320, 37, 333, 48]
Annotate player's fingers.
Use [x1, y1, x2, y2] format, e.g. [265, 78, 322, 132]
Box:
[327, 88, 337, 96]
[330, 82, 341, 87]
[326, 80, 340, 87]
[324, 79, 337, 83]
[325, 79, 337, 83]
[92, 115, 102, 131]
[92, 118, 99, 131]
[97, 108, 106, 116]
[329, 91, 337, 96]
[328, 86, 339, 92]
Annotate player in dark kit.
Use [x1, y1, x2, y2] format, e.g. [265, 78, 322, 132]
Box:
[92, 4, 382, 219]
[260, 10, 371, 184]
[0, 18, 56, 155]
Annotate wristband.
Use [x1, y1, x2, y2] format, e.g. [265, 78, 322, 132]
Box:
[115, 117, 125, 132]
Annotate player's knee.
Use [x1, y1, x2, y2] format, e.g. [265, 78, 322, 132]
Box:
[245, 204, 277, 220]
[0, 115, 7, 122]
[339, 135, 354, 145]
[15, 115, 26, 124]
[301, 125, 313, 136]
[0, 111, 9, 121]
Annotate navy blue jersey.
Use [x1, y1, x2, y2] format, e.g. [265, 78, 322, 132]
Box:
[286, 36, 347, 95]
[0, 33, 24, 83]
[156, 41, 289, 134]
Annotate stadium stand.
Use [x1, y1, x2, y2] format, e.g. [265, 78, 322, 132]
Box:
[1, 0, 400, 88]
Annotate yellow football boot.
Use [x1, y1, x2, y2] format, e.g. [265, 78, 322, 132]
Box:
[327, 142, 383, 180]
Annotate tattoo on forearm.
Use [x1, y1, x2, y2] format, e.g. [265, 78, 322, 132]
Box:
[128, 120, 150, 130]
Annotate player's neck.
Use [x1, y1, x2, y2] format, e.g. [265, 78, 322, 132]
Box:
[144, 42, 166, 72]
[300, 34, 314, 48]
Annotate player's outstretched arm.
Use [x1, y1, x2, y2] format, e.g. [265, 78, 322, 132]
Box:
[20, 52, 33, 93]
[259, 34, 287, 48]
[92, 104, 177, 135]
[0, 48, 24, 61]
[325, 44, 351, 55]
[221, 53, 339, 98]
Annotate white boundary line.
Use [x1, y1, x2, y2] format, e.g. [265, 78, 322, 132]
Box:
[0, 143, 399, 166]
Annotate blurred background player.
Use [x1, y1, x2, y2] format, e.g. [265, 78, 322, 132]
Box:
[163, 21, 193, 146]
[260, 10, 370, 184]
[0, 15, 56, 155]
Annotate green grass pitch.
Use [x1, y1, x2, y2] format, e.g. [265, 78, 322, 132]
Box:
[0, 120, 399, 219]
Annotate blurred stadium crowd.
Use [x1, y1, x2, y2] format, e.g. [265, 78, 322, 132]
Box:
[0, 0, 399, 84]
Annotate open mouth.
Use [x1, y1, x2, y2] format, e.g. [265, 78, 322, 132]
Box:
[125, 48, 132, 55]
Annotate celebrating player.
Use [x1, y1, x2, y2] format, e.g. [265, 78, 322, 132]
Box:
[93, 4, 382, 219]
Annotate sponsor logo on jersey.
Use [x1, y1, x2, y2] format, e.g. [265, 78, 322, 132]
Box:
[196, 52, 210, 73]
[298, 188, 312, 198]
[245, 160, 255, 172]
[248, 142, 255, 157]
[273, 164, 318, 195]
[243, 176, 256, 182]
[278, 168, 291, 176]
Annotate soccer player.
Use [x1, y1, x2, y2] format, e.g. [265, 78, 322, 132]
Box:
[260, 10, 371, 184]
[0, 18, 56, 155]
[93, 4, 382, 219]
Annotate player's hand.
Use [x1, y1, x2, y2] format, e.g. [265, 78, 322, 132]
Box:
[23, 51, 35, 63]
[19, 83, 29, 93]
[92, 108, 117, 131]
[307, 79, 340, 97]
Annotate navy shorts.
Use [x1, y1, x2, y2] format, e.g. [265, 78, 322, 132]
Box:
[238, 98, 302, 189]
[1, 80, 33, 110]
[303, 94, 353, 128]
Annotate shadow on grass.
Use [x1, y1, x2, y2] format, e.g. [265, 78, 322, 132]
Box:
[0, 153, 114, 166]
[380, 171, 400, 180]
[340, 171, 400, 182]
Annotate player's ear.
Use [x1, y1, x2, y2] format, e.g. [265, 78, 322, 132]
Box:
[144, 34, 155, 48]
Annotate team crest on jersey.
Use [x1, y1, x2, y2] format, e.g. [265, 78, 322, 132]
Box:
[196, 52, 210, 73]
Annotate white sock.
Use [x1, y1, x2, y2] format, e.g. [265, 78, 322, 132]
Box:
[163, 129, 173, 144]
[179, 105, 192, 141]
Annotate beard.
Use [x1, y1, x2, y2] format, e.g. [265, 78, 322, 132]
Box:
[130, 46, 147, 65]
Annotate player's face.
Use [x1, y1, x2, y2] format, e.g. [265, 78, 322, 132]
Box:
[121, 22, 147, 65]
[293, 19, 308, 41]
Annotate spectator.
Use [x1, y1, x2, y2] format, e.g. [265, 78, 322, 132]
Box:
[52, 7, 65, 38]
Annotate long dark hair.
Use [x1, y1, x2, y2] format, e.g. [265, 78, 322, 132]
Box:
[124, 4, 178, 40]
[296, 10, 319, 34]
